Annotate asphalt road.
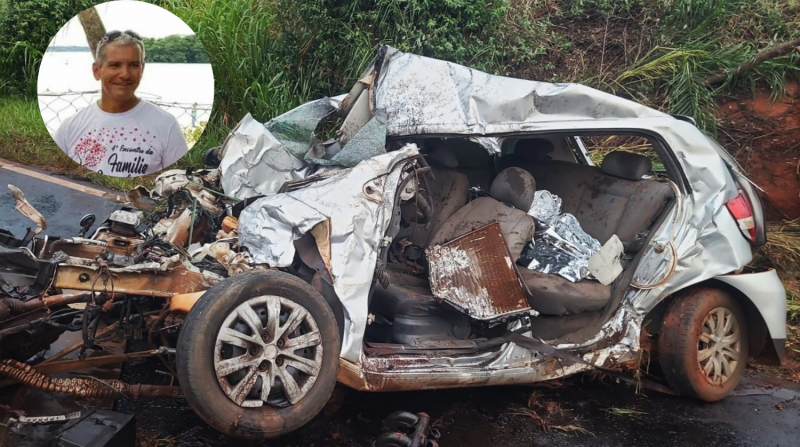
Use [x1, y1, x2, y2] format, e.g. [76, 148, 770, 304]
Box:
[119, 363, 800, 447]
[2, 162, 799, 447]
[0, 161, 121, 239]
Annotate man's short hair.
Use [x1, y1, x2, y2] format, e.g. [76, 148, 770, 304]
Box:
[95, 30, 146, 65]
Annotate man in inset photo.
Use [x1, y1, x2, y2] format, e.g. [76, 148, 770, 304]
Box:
[54, 30, 189, 177]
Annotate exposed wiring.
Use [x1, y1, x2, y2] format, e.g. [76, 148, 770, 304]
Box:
[631, 178, 682, 290]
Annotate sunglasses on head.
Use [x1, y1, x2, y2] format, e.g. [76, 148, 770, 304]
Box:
[100, 30, 142, 44]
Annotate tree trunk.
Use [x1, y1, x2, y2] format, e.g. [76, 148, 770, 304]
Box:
[706, 37, 800, 86]
[78, 7, 106, 60]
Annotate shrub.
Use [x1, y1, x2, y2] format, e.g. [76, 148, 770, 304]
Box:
[0, 0, 99, 95]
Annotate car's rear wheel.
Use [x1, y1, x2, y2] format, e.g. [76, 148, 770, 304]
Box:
[658, 288, 748, 402]
[176, 270, 341, 439]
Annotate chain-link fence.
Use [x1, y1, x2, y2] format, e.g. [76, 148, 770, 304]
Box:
[37, 90, 213, 143]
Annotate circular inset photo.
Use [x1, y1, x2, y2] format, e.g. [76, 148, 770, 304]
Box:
[37, 1, 214, 177]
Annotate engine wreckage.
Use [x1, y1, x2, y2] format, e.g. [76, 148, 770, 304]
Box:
[0, 168, 246, 382]
[0, 45, 787, 441]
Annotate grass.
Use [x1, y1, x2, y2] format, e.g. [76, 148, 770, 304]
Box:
[164, 0, 313, 127]
[759, 220, 800, 326]
[757, 220, 800, 379]
[509, 391, 595, 436]
[582, 135, 666, 171]
[605, 407, 649, 417]
[615, 41, 800, 131]
[136, 433, 181, 447]
[3, 0, 799, 164]
[763, 221, 800, 272]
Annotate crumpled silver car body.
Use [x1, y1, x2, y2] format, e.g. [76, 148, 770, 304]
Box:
[219, 46, 785, 392]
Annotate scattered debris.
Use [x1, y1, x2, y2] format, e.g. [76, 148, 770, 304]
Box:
[7, 408, 136, 447]
[605, 407, 649, 417]
[0, 358, 181, 399]
[374, 411, 442, 447]
[550, 423, 596, 437]
[509, 400, 594, 437]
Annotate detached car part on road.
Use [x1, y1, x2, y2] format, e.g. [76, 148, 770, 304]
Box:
[0, 46, 786, 440]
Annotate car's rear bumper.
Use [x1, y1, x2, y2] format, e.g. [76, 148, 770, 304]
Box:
[716, 268, 787, 364]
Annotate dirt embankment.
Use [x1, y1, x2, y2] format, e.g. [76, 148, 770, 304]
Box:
[717, 81, 800, 221]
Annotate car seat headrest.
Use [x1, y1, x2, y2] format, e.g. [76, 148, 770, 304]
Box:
[489, 167, 537, 211]
[601, 151, 651, 180]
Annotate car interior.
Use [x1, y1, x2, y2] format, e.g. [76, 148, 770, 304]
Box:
[361, 135, 677, 353]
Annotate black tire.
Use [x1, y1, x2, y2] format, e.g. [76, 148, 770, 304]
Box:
[177, 270, 341, 439]
[658, 288, 748, 402]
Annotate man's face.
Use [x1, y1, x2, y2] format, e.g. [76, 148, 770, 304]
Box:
[93, 43, 144, 102]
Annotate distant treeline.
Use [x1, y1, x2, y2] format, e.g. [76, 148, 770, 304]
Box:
[44, 35, 210, 63]
[142, 34, 209, 63]
[47, 46, 90, 52]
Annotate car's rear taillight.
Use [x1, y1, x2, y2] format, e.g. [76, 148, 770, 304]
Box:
[726, 191, 756, 242]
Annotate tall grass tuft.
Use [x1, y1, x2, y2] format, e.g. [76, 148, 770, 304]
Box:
[164, 0, 308, 126]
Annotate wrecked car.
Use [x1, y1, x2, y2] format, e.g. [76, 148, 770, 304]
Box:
[0, 46, 786, 441]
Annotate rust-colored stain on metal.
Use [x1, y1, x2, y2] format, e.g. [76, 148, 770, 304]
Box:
[54, 265, 211, 297]
[426, 222, 530, 320]
[310, 219, 333, 278]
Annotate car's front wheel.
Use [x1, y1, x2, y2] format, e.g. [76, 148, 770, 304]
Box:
[658, 287, 748, 402]
[176, 270, 341, 439]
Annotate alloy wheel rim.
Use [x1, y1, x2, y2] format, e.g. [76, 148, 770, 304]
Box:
[214, 295, 323, 408]
[697, 307, 740, 385]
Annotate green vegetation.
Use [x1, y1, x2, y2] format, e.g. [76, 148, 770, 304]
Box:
[0, 0, 98, 96]
[1, 0, 799, 174]
[143, 34, 210, 63]
[165, 0, 800, 136]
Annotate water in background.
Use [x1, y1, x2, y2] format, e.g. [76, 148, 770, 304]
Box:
[38, 51, 214, 135]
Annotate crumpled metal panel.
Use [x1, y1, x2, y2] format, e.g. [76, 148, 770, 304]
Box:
[150, 169, 220, 198]
[372, 47, 668, 139]
[619, 119, 750, 313]
[427, 223, 530, 321]
[219, 113, 312, 200]
[239, 144, 420, 362]
[366, 48, 752, 319]
[222, 46, 761, 368]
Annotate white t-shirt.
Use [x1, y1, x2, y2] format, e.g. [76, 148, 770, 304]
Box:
[54, 100, 189, 177]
